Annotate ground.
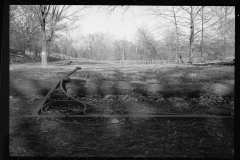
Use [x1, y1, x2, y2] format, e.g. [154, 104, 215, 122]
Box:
[9, 59, 234, 157]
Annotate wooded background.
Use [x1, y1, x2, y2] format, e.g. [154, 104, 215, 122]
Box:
[10, 6, 235, 66]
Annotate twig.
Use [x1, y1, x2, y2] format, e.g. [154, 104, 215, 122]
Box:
[118, 114, 130, 123]
[205, 126, 211, 136]
[179, 122, 198, 127]
[53, 117, 103, 126]
[55, 146, 97, 150]
[32, 131, 49, 134]
[72, 146, 97, 149]
[53, 118, 74, 124]
[53, 117, 126, 126]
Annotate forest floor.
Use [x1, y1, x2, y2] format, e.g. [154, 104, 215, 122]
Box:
[9, 59, 234, 157]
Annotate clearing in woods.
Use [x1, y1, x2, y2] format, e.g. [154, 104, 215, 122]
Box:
[9, 59, 234, 157]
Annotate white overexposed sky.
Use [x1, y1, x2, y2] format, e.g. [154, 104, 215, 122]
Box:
[65, 6, 235, 43]
[67, 6, 159, 42]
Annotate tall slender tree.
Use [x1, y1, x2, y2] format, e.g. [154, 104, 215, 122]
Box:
[146, 6, 185, 62]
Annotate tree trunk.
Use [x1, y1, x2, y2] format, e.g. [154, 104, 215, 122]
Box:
[223, 7, 228, 62]
[200, 7, 204, 62]
[23, 43, 26, 55]
[189, 6, 194, 63]
[122, 50, 125, 62]
[189, 40, 193, 62]
[47, 43, 50, 57]
[136, 45, 138, 54]
[41, 26, 47, 67]
[151, 44, 157, 56]
[172, 7, 183, 63]
[177, 45, 183, 63]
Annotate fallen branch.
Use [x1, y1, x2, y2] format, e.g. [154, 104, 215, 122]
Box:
[53, 118, 75, 124]
[10, 53, 25, 58]
[178, 122, 197, 127]
[55, 146, 97, 150]
[32, 131, 49, 134]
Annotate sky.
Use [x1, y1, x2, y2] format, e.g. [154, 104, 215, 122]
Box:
[68, 6, 158, 42]
[65, 6, 235, 44]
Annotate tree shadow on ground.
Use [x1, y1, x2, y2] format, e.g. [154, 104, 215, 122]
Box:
[9, 64, 234, 156]
[152, 66, 233, 84]
[9, 79, 56, 156]
[10, 117, 55, 156]
[10, 78, 51, 98]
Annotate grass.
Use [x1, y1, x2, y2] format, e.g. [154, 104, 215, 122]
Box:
[9, 59, 234, 157]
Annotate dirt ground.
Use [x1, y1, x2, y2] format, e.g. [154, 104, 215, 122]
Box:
[9, 60, 234, 157]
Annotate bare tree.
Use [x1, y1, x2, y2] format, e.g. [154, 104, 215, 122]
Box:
[93, 32, 108, 61]
[179, 6, 204, 62]
[223, 7, 229, 60]
[226, 17, 235, 56]
[148, 6, 223, 62]
[85, 34, 97, 59]
[81, 32, 117, 61]
[97, 5, 130, 21]
[196, 6, 216, 61]
[161, 28, 178, 60]
[10, 6, 40, 54]
[200, 6, 204, 61]
[201, 6, 235, 61]
[216, 6, 234, 60]
[136, 25, 158, 63]
[31, 5, 51, 66]
[147, 6, 184, 63]
[172, 7, 184, 63]
[114, 39, 130, 62]
[29, 5, 89, 67]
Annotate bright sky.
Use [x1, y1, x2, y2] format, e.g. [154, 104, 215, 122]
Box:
[69, 6, 157, 42]
[58, 5, 235, 50]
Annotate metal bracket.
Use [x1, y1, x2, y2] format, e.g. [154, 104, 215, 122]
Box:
[31, 67, 83, 117]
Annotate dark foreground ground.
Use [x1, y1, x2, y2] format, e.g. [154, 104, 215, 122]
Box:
[9, 60, 234, 157]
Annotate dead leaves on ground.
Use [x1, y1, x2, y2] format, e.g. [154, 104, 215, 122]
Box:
[73, 92, 234, 115]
